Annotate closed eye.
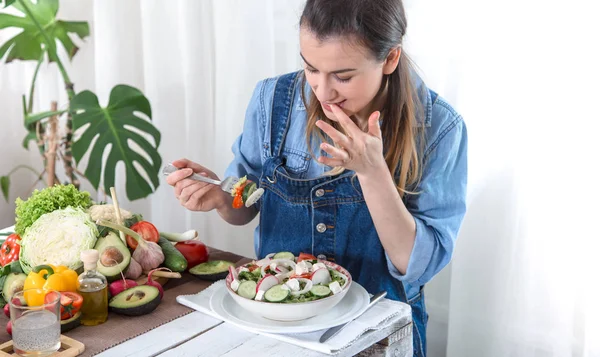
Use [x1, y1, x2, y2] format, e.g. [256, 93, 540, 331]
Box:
[334, 75, 351, 83]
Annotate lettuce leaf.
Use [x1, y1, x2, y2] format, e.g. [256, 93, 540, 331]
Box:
[14, 184, 92, 236]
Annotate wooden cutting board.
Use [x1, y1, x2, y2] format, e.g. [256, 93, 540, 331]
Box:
[0, 335, 85, 356]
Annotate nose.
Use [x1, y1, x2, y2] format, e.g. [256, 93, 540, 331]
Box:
[313, 76, 336, 103]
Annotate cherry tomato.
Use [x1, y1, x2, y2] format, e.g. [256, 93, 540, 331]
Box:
[175, 240, 209, 269]
[126, 221, 160, 250]
[44, 291, 83, 320]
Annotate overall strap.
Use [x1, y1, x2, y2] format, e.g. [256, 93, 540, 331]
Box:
[269, 70, 303, 157]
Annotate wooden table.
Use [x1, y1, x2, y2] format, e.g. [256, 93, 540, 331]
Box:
[0, 226, 413, 356]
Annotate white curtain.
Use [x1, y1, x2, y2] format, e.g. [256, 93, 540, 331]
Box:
[1, 1, 598, 356]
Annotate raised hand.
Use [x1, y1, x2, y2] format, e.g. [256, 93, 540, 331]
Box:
[315, 104, 386, 176]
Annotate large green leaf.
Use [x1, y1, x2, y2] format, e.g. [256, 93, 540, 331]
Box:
[2, 0, 16, 8]
[71, 85, 162, 201]
[0, 0, 89, 63]
[1, 175, 9, 202]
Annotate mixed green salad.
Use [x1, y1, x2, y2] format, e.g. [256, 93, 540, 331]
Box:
[228, 251, 348, 303]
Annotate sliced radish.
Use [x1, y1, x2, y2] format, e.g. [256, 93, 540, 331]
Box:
[229, 266, 239, 281]
[256, 274, 279, 293]
[311, 268, 332, 285]
[261, 259, 296, 277]
[291, 278, 313, 296]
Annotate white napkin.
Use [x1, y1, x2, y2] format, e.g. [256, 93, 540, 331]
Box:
[176, 280, 411, 355]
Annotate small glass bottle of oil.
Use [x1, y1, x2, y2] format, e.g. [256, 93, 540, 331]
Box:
[77, 249, 108, 326]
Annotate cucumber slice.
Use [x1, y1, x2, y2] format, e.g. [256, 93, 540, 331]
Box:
[237, 280, 257, 299]
[242, 182, 257, 202]
[310, 285, 331, 297]
[273, 251, 295, 261]
[264, 284, 290, 302]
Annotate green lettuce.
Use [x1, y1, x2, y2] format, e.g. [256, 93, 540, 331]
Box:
[14, 184, 92, 236]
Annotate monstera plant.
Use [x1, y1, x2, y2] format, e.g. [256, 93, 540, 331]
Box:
[0, 0, 162, 201]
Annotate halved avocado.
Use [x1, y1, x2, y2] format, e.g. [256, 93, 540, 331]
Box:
[2, 272, 26, 301]
[189, 260, 235, 281]
[93, 232, 131, 282]
[61, 311, 81, 333]
[109, 285, 161, 316]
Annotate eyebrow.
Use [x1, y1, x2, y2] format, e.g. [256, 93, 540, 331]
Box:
[300, 53, 357, 74]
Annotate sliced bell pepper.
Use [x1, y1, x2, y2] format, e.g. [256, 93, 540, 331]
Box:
[24, 265, 79, 306]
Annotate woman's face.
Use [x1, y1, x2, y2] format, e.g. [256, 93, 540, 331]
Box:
[299, 28, 399, 123]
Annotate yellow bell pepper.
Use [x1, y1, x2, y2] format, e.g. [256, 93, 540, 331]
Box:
[24, 265, 78, 306]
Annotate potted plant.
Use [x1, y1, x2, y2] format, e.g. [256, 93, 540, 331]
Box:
[0, 0, 163, 202]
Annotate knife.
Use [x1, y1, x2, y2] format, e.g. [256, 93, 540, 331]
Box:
[319, 291, 387, 343]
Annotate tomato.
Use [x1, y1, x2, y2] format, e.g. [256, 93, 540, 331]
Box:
[175, 240, 209, 269]
[126, 221, 160, 250]
[298, 252, 317, 262]
[247, 264, 260, 272]
[232, 195, 244, 209]
[44, 291, 83, 320]
[291, 272, 312, 279]
[0, 234, 20, 267]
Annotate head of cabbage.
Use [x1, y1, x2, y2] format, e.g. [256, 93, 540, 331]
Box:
[19, 206, 99, 274]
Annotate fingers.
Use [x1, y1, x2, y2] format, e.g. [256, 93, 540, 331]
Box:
[181, 184, 217, 210]
[315, 120, 352, 148]
[318, 156, 346, 167]
[330, 104, 361, 138]
[167, 158, 215, 187]
[172, 158, 209, 173]
[166, 168, 194, 186]
[178, 180, 212, 206]
[319, 142, 350, 164]
[174, 177, 203, 197]
[368, 111, 382, 138]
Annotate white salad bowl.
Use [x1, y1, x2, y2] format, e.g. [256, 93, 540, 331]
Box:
[225, 259, 353, 321]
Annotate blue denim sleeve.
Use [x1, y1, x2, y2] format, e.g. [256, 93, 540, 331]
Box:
[224, 80, 268, 203]
[386, 108, 468, 286]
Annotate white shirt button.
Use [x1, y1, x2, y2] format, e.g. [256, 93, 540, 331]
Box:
[316, 223, 327, 233]
[315, 189, 325, 197]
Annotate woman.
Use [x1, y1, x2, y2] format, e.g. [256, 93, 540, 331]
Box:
[167, 0, 467, 355]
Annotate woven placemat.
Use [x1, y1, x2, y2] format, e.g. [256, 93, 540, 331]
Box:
[0, 248, 252, 357]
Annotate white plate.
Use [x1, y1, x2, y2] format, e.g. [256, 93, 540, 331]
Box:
[210, 281, 370, 334]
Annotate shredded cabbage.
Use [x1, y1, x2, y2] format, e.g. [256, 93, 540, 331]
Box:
[19, 206, 99, 274]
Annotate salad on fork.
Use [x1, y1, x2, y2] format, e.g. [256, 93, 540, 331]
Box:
[162, 163, 264, 208]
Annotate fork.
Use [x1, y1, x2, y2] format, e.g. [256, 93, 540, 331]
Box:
[162, 163, 239, 193]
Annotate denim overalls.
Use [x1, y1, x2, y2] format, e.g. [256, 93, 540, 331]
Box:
[256, 71, 428, 356]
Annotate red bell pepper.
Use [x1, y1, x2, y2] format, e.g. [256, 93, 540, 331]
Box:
[0, 234, 20, 267]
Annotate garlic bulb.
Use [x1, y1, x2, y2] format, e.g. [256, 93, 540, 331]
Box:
[133, 241, 164, 271]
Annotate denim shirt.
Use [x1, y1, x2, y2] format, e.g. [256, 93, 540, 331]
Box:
[225, 70, 468, 301]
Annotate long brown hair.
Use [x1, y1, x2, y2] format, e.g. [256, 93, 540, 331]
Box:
[299, 0, 424, 196]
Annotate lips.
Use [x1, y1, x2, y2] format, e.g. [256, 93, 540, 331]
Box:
[322, 100, 346, 112]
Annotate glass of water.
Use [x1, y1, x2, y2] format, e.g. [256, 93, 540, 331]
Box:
[9, 289, 61, 357]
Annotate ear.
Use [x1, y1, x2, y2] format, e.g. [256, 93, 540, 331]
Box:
[383, 47, 402, 75]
